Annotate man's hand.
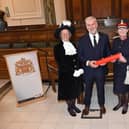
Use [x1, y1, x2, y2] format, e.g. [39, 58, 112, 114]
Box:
[99, 63, 106, 66]
[88, 60, 99, 68]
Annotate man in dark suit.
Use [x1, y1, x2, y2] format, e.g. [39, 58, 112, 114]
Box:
[78, 16, 111, 115]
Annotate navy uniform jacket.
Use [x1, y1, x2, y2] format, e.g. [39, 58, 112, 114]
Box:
[112, 37, 129, 94]
[78, 32, 111, 78]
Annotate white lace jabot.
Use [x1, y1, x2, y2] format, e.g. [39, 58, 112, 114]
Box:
[63, 41, 77, 55]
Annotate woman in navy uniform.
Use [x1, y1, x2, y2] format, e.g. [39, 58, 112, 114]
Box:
[54, 20, 84, 117]
[112, 20, 129, 114]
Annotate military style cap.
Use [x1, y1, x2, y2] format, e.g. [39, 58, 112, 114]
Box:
[117, 19, 128, 29]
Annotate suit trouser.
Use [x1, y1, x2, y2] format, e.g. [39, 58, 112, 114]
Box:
[84, 71, 105, 107]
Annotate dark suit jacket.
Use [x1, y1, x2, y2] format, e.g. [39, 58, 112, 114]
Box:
[78, 32, 111, 76]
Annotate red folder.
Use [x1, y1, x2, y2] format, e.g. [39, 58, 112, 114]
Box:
[95, 53, 121, 65]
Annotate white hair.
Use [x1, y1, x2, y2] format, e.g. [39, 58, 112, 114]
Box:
[85, 16, 97, 23]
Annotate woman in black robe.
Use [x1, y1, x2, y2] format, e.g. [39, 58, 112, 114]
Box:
[54, 20, 84, 117]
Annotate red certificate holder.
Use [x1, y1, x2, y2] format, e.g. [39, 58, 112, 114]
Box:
[95, 53, 121, 65]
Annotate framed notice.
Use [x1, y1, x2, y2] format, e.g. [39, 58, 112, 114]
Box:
[4, 51, 43, 102]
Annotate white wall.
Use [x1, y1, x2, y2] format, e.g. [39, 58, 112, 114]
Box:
[0, 0, 66, 26]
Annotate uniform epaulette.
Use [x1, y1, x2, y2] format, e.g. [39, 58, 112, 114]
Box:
[112, 35, 120, 39]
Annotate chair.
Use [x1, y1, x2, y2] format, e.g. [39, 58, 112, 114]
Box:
[47, 59, 58, 92]
[38, 48, 58, 93]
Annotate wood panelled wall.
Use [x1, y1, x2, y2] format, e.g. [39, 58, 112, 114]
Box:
[0, 22, 118, 80]
[65, 0, 129, 22]
[121, 0, 129, 18]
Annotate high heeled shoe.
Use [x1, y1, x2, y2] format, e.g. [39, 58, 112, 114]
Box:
[67, 107, 76, 117]
[113, 103, 122, 111]
[72, 105, 81, 113]
[122, 104, 128, 114]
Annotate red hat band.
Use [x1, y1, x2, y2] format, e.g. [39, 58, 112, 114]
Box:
[117, 20, 128, 28]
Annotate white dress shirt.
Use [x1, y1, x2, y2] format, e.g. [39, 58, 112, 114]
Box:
[89, 32, 99, 47]
[86, 33, 100, 66]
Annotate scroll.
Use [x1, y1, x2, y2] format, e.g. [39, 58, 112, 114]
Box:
[95, 53, 121, 65]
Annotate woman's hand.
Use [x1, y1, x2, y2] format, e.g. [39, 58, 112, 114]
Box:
[118, 53, 127, 63]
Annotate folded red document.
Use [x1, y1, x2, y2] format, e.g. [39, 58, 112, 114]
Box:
[95, 53, 121, 65]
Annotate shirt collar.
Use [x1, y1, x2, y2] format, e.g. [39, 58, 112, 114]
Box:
[89, 32, 99, 45]
[89, 32, 99, 42]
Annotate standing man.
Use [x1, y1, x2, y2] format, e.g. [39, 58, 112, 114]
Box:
[78, 16, 111, 115]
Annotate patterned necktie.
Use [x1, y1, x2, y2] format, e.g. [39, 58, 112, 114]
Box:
[93, 35, 97, 47]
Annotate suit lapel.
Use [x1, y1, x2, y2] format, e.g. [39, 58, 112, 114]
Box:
[87, 35, 94, 48]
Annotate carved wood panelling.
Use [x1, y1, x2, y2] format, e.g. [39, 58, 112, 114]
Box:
[91, 0, 112, 17]
[121, 0, 129, 18]
[65, 0, 129, 22]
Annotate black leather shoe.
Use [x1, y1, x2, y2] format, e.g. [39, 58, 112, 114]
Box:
[72, 105, 81, 113]
[122, 104, 128, 114]
[68, 108, 76, 117]
[113, 104, 122, 111]
[100, 106, 106, 114]
[82, 107, 89, 115]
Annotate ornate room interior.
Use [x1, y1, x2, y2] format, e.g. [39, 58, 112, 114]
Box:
[0, 0, 129, 129]
[1, 0, 129, 82]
